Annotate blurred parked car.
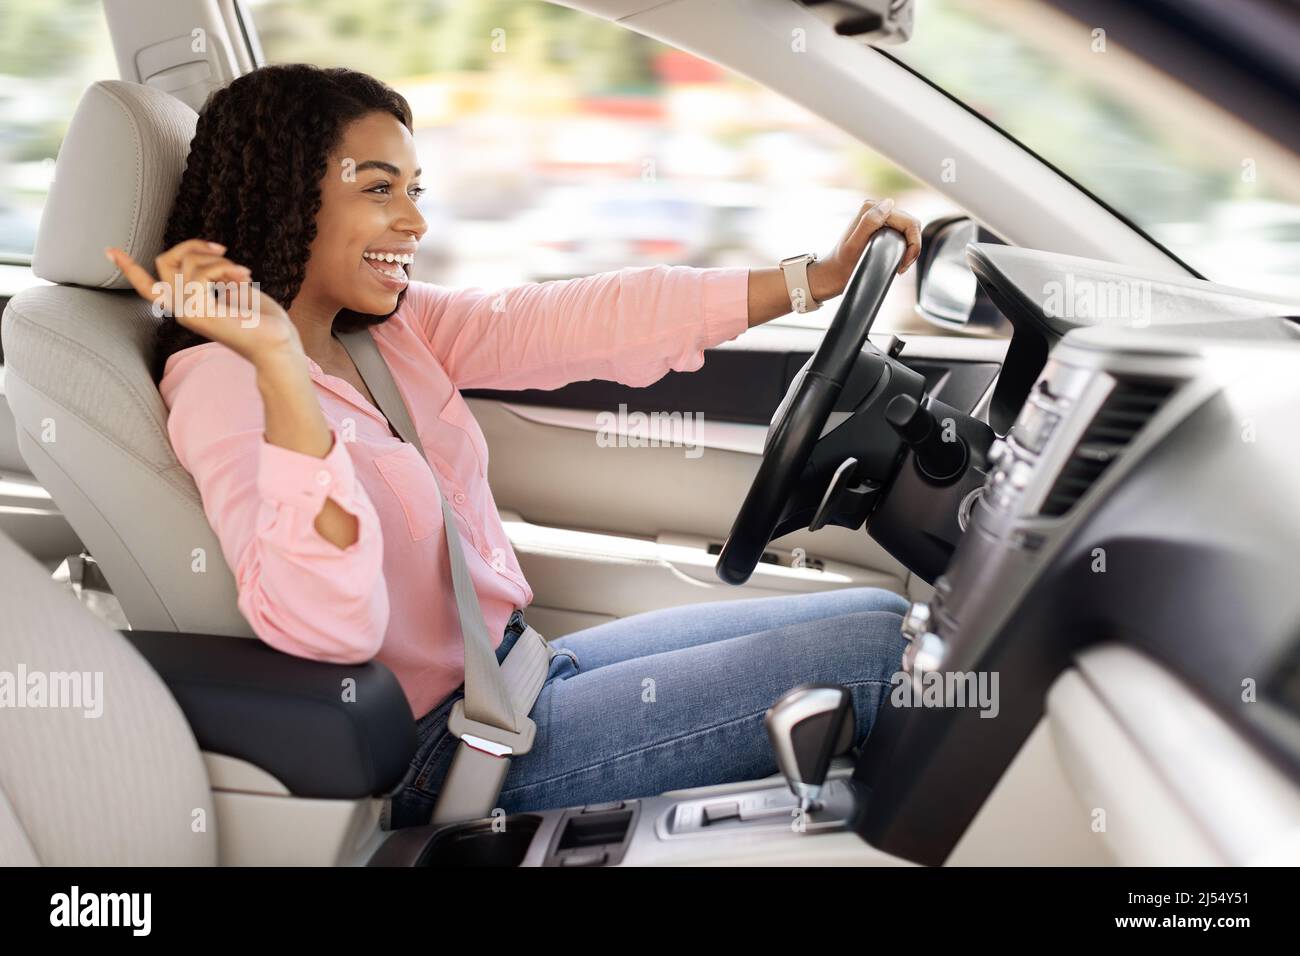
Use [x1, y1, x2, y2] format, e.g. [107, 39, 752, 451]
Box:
[520, 182, 732, 281]
[409, 193, 455, 284]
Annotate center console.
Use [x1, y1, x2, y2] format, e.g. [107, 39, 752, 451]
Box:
[368, 775, 867, 867]
[370, 684, 888, 867]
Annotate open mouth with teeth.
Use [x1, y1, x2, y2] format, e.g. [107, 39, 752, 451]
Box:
[362, 250, 414, 288]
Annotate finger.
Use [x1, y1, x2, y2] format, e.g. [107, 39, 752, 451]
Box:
[179, 263, 253, 319]
[192, 260, 251, 289]
[170, 257, 250, 317]
[848, 197, 896, 247]
[105, 247, 161, 302]
[893, 217, 923, 273]
[177, 252, 242, 283]
[156, 239, 226, 283]
[843, 197, 878, 239]
[150, 252, 241, 320]
[840, 198, 896, 262]
[885, 211, 920, 235]
[864, 197, 895, 228]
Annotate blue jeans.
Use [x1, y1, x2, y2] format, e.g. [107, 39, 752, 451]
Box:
[386, 587, 909, 828]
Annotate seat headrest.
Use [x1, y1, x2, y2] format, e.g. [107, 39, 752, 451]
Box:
[33, 80, 198, 290]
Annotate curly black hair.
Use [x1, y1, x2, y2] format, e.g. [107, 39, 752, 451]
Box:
[150, 64, 414, 383]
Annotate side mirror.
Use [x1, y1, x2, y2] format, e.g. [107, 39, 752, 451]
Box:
[915, 216, 1007, 333]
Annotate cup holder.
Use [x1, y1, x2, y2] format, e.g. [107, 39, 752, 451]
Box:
[417, 814, 543, 867]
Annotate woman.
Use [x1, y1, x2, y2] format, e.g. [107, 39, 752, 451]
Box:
[107, 65, 923, 827]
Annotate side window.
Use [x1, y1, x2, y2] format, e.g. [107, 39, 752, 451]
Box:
[252, 0, 965, 335]
[0, 1, 116, 292]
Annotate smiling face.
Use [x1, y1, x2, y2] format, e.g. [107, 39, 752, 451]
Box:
[297, 110, 428, 319]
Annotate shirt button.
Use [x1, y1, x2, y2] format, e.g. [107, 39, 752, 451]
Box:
[454, 491, 466, 505]
[315, 469, 331, 487]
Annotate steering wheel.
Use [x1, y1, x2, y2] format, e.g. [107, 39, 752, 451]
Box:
[715, 227, 907, 586]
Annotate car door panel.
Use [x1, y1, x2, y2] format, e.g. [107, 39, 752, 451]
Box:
[466, 326, 1005, 425]
[470, 327, 1006, 633]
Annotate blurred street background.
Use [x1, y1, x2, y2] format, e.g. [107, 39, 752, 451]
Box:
[4, 0, 1299, 328]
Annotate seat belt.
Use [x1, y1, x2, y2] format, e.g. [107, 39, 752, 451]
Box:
[336, 327, 554, 824]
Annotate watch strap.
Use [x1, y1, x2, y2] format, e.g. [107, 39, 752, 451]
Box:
[779, 253, 821, 313]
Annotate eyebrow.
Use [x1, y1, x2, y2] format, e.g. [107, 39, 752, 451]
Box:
[355, 160, 422, 178]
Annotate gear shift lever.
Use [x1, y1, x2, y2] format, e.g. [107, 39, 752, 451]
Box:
[764, 684, 856, 811]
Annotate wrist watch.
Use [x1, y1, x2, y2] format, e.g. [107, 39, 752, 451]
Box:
[779, 253, 821, 314]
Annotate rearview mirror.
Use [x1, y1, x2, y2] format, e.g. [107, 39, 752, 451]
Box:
[797, 0, 915, 46]
[914, 216, 1007, 333]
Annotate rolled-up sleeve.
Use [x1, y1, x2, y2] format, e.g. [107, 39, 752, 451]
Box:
[409, 265, 750, 390]
[257, 427, 363, 526]
[162, 349, 389, 664]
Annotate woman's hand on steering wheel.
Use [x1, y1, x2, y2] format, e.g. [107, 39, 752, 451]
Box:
[809, 198, 923, 302]
[717, 218, 912, 586]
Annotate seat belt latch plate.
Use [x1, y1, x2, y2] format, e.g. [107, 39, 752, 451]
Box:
[448, 700, 537, 757]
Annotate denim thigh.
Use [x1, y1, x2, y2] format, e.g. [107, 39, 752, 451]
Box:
[494, 604, 907, 814]
[388, 592, 907, 826]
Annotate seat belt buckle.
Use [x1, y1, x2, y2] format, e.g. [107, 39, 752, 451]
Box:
[527, 625, 560, 663]
[447, 700, 537, 757]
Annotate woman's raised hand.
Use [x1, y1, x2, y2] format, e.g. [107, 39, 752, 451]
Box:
[106, 239, 302, 367]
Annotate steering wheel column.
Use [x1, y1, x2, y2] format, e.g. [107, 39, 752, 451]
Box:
[715, 227, 997, 587]
[716, 229, 914, 585]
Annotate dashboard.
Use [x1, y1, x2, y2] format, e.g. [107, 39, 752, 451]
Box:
[851, 242, 1300, 865]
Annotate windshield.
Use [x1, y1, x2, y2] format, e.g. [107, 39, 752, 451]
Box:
[893, 0, 1300, 300]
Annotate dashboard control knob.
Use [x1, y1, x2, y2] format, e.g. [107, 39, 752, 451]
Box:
[900, 601, 931, 642]
[1008, 459, 1034, 490]
[986, 437, 1008, 467]
[902, 631, 947, 676]
[885, 394, 968, 484]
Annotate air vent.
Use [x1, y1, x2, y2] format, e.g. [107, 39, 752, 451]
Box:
[1039, 376, 1175, 517]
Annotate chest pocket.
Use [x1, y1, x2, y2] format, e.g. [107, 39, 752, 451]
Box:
[372, 442, 445, 542]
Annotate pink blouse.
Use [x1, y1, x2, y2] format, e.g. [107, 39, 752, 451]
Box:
[159, 265, 751, 717]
